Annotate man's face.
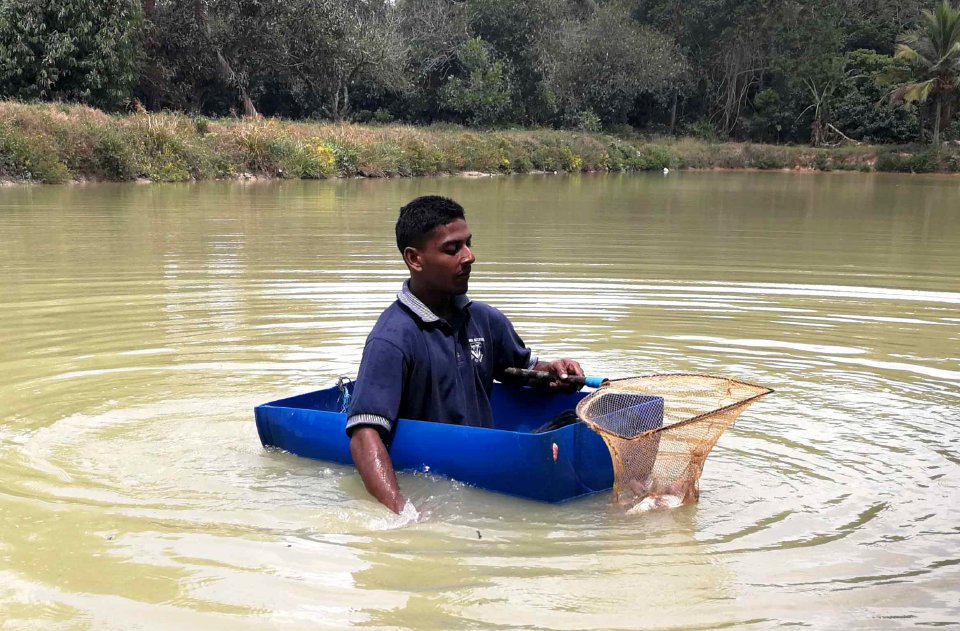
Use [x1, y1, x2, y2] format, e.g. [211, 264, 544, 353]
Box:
[407, 218, 475, 295]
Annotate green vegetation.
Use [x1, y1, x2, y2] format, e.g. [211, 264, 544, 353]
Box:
[0, 0, 143, 108]
[440, 38, 513, 127]
[1, 0, 958, 150]
[889, 1, 960, 147]
[2, 101, 959, 184]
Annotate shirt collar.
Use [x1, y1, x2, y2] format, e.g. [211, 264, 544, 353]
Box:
[398, 279, 472, 323]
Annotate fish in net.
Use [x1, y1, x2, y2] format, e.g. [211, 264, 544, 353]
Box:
[574, 374, 773, 512]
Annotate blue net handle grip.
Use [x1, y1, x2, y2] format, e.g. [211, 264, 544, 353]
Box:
[503, 367, 607, 389]
[583, 375, 606, 389]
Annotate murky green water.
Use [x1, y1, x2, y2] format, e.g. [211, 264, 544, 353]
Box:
[1, 173, 958, 629]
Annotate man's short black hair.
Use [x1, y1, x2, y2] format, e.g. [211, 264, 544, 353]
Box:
[396, 195, 466, 252]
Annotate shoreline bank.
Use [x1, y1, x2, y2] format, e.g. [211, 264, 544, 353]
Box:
[2, 101, 958, 185]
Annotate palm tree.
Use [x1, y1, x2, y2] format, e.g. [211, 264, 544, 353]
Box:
[890, 1, 960, 148]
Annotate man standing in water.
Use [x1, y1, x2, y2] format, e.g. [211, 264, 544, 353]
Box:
[346, 195, 584, 513]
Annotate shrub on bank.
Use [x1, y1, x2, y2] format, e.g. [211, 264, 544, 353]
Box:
[875, 149, 939, 173]
[945, 152, 960, 173]
[743, 144, 790, 169]
[0, 123, 70, 183]
[629, 144, 673, 170]
[2, 101, 960, 183]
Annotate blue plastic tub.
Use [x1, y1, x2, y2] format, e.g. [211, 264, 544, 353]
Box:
[255, 383, 663, 503]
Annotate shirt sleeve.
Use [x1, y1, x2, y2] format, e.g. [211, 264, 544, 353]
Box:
[345, 337, 406, 438]
[492, 310, 536, 380]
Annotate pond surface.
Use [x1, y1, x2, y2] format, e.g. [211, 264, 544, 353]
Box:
[1, 173, 958, 629]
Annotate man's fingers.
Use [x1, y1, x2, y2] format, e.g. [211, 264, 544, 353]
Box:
[555, 360, 583, 379]
[542, 359, 584, 391]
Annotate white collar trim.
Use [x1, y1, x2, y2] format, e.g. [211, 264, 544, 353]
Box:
[398, 280, 472, 323]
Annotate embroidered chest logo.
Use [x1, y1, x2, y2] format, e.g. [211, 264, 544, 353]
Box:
[468, 337, 485, 364]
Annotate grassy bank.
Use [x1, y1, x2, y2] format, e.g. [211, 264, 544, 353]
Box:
[1, 101, 959, 184]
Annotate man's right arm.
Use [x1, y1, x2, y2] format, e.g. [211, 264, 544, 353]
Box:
[349, 427, 405, 513]
[346, 336, 408, 513]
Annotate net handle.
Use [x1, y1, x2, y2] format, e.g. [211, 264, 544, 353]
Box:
[502, 367, 607, 389]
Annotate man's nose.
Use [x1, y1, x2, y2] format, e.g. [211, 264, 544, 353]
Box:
[462, 245, 476, 264]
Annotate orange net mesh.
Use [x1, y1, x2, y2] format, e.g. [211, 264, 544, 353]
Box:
[575, 374, 772, 512]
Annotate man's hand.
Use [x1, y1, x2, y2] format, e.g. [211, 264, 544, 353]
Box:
[349, 427, 405, 513]
[536, 358, 585, 392]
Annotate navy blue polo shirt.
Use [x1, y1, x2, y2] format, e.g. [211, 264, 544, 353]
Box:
[345, 280, 537, 436]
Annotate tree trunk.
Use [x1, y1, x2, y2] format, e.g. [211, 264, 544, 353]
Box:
[329, 73, 353, 121]
[140, 0, 159, 109]
[669, 88, 678, 134]
[932, 94, 942, 150]
[810, 119, 824, 147]
[214, 51, 258, 117]
[241, 91, 258, 118]
[196, 0, 259, 118]
[330, 86, 341, 121]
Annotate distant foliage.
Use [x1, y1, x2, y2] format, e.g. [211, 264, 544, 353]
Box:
[745, 88, 800, 144]
[441, 38, 513, 126]
[888, 1, 960, 145]
[569, 110, 602, 133]
[1, 0, 956, 144]
[545, 6, 686, 126]
[0, 0, 143, 108]
[833, 50, 918, 143]
[465, 0, 566, 124]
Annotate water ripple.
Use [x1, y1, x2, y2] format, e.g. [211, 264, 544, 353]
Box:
[1, 175, 959, 629]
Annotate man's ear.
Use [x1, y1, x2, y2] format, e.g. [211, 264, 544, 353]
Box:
[403, 246, 423, 272]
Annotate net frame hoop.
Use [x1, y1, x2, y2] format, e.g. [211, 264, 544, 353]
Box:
[581, 373, 774, 441]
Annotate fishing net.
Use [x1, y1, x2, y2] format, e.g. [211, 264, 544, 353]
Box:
[575, 374, 772, 512]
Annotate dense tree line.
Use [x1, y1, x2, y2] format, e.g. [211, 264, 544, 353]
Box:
[2, 0, 959, 145]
